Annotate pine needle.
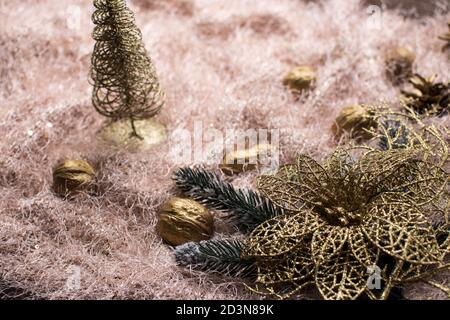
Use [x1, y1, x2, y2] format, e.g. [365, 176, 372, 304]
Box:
[174, 239, 255, 277]
[173, 167, 284, 232]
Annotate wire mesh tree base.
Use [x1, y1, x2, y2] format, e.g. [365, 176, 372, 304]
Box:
[98, 118, 166, 152]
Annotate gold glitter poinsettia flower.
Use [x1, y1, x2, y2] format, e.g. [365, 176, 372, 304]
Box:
[242, 148, 449, 300]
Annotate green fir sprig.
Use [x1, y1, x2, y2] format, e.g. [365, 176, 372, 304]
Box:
[172, 167, 284, 232]
[174, 239, 255, 277]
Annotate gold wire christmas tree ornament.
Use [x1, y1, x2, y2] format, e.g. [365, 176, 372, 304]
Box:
[401, 74, 449, 116]
[98, 117, 166, 152]
[384, 46, 415, 85]
[242, 142, 450, 300]
[90, 0, 166, 148]
[157, 197, 214, 246]
[52, 159, 96, 197]
[219, 143, 275, 176]
[331, 104, 377, 140]
[282, 66, 316, 93]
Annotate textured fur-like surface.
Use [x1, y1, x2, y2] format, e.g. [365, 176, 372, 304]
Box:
[0, 0, 449, 299]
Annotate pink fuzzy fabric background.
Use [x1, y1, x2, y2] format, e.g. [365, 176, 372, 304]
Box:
[0, 0, 449, 299]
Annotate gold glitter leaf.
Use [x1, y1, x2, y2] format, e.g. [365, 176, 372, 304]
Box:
[256, 246, 314, 285]
[381, 160, 448, 206]
[244, 211, 322, 258]
[276, 164, 300, 182]
[362, 194, 444, 264]
[315, 248, 367, 300]
[311, 224, 348, 264]
[348, 228, 379, 267]
[257, 175, 306, 212]
[324, 148, 354, 181]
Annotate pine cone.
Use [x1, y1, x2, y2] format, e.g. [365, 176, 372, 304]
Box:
[401, 74, 449, 116]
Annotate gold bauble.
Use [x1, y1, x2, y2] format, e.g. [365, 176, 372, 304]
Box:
[282, 65, 316, 92]
[220, 143, 274, 175]
[385, 46, 415, 84]
[331, 105, 376, 140]
[99, 118, 167, 152]
[53, 159, 95, 197]
[157, 197, 214, 246]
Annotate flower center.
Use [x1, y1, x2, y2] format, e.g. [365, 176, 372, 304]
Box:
[317, 204, 362, 227]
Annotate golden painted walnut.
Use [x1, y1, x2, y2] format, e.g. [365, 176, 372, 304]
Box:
[384, 46, 415, 84]
[282, 66, 316, 93]
[332, 105, 377, 140]
[52, 159, 96, 197]
[220, 144, 275, 175]
[158, 197, 214, 246]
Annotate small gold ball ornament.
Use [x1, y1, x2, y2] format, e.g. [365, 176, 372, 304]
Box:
[331, 105, 377, 140]
[282, 65, 316, 92]
[52, 159, 96, 197]
[157, 197, 214, 246]
[220, 143, 275, 176]
[385, 46, 415, 84]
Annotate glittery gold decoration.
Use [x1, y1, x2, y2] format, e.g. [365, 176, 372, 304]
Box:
[331, 105, 377, 140]
[385, 46, 415, 84]
[99, 118, 166, 152]
[157, 197, 214, 246]
[220, 144, 274, 175]
[282, 66, 316, 92]
[401, 74, 449, 116]
[242, 127, 450, 300]
[90, 0, 165, 138]
[52, 159, 96, 197]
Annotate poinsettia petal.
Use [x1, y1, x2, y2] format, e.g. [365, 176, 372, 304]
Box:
[250, 279, 314, 300]
[315, 247, 368, 300]
[324, 148, 354, 182]
[276, 164, 299, 182]
[257, 175, 306, 212]
[396, 262, 429, 282]
[358, 150, 448, 206]
[258, 155, 334, 212]
[243, 210, 323, 258]
[296, 155, 331, 189]
[362, 193, 444, 264]
[348, 227, 379, 267]
[311, 225, 348, 264]
[358, 149, 415, 188]
[256, 245, 314, 285]
[380, 160, 448, 206]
